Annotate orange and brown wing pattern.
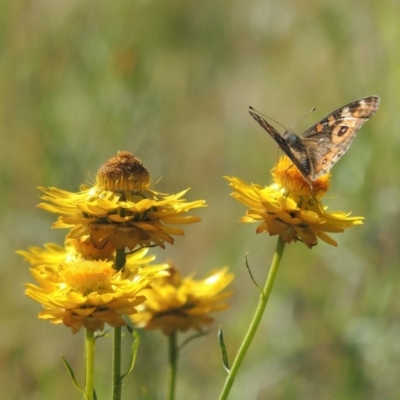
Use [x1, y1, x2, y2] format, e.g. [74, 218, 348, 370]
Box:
[248, 107, 312, 180]
[301, 96, 380, 179]
[249, 96, 380, 185]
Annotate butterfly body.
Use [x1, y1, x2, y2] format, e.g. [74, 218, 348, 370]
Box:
[249, 96, 380, 186]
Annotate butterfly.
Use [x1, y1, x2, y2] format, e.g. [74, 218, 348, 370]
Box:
[249, 96, 380, 187]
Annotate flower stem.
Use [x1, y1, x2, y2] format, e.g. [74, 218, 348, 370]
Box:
[218, 236, 286, 400]
[85, 328, 95, 400]
[112, 326, 122, 400]
[167, 331, 178, 400]
[112, 248, 126, 400]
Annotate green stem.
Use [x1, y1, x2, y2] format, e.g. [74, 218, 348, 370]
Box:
[112, 326, 122, 400]
[112, 248, 126, 400]
[85, 329, 95, 400]
[115, 250, 126, 272]
[167, 331, 178, 400]
[218, 236, 286, 400]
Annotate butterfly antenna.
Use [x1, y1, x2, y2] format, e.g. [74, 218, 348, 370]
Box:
[249, 106, 288, 131]
[289, 107, 316, 131]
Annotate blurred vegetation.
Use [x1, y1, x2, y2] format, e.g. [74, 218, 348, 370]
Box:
[2, 0, 399, 399]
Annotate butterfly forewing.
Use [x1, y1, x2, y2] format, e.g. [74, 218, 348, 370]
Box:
[301, 96, 380, 179]
[302, 96, 380, 139]
[248, 109, 312, 181]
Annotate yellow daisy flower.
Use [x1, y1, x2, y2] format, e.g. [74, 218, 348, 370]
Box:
[16, 236, 115, 267]
[225, 156, 363, 248]
[38, 151, 206, 251]
[18, 236, 163, 267]
[25, 258, 169, 334]
[18, 239, 168, 280]
[131, 266, 234, 335]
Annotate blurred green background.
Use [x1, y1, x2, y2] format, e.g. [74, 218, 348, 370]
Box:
[2, 0, 399, 399]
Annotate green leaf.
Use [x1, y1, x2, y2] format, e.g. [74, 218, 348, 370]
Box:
[119, 327, 141, 382]
[61, 355, 87, 399]
[94, 330, 108, 341]
[218, 327, 230, 373]
[178, 330, 209, 351]
[245, 253, 263, 295]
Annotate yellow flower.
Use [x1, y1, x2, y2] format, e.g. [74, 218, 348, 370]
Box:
[18, 237, 164, 268]
[24, 258, 168, 334]
[225, 156, 363, 248]
[18, 239, 168, 281]
[131, 266, 234, 335]
[38, 151, 206, 251]
[16, 236, 115, 267]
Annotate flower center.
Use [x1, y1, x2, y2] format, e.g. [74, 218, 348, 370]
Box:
[96, 151, 151, 191]
[272, 156, 330, 198]
[62, 260, 114, 294]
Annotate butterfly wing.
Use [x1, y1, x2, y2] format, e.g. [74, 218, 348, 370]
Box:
[300, 96, 380, 179]
[248, 107, 312, 181]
